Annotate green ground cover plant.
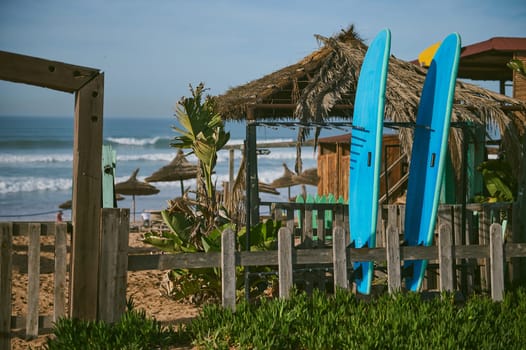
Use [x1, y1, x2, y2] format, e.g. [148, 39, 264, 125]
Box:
[46, 288, 526, 349]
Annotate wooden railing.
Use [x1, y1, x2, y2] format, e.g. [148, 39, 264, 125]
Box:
[2, 202, 525, 349]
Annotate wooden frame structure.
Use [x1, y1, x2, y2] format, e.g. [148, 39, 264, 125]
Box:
[0, 51, 104, 320]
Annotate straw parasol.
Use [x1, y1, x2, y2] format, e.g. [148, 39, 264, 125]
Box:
[292, 167, 320, 186]
[270, 163, 299, 199]
[145, 149, 198, 194]
[115, 168, 160, 222]
[258, 182, 280, 195]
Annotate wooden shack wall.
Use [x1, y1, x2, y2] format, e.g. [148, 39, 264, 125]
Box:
[317, 134, 404, 202]
[513, 52, 526, 101]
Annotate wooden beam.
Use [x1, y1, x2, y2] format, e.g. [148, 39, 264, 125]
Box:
[70, 73, 104, 320]
[0, 51, 99, 92]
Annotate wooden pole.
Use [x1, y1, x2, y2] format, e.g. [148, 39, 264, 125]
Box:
[386, 225, 401, 293]
[438, 223, 454, 292]
[54, 223, 68, 322]
[70, 73, 104, 320]
[26, 224, 41, 339]
[0, 223, 13, 349]
[98, 208, 129, 323]
[221, 228, 236, 311]
[278, 227, 293, 298]
[332, 226, 348, 290]
[490, 223, 504, 301]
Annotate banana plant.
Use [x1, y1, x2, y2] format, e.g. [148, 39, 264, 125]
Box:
[171, 83, 230, 205]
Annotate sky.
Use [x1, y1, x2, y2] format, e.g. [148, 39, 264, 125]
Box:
[0, 0, 525, 119]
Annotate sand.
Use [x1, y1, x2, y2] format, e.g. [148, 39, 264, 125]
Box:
[9, 232, 201, 350]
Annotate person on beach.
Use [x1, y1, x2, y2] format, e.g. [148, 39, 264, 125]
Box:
[56, 210, 63, 222]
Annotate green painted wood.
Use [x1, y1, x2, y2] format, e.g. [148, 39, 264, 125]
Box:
[102, 145, 117, 208]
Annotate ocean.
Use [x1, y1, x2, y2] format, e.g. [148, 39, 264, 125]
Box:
[0, 115, 344, 222]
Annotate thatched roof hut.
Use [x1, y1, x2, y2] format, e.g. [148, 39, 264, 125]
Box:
[214, 26, 526, 181]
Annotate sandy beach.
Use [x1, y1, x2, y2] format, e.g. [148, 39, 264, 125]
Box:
[9, 232, 201, 350]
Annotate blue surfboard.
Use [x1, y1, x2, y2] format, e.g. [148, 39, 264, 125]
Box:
[404, 33, 461, 291]
[349, 29, 391, 295]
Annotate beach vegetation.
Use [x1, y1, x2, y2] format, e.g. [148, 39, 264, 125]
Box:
[474, 158, 517, 203]
[143, 83, 280, 303]
[45, 288, 526, 349]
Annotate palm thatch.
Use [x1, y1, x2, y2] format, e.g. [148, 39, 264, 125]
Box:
[214, 26, 526, 180]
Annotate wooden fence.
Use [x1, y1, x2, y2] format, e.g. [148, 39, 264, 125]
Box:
[1, 204, 526, 348]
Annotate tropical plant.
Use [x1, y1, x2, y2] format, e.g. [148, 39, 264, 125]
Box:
[475, 159, 517, 203]
[171, 82, 230, 207]
[508, 59, 526, 78]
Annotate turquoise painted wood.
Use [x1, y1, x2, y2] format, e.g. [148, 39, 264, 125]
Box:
[404, 33, 461, 291]
[349, 29, 391, 295]
[102, 145, 117, 208]
[295, 194, 304, 229]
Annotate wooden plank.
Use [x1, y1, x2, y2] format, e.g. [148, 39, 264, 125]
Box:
[332, 227, 348, 290]
[278, 227, 293, 298]
[438, 223, 454, 292]
[26, 223, 41, 339]
[101, 145, 116, 208]
[221, 228, 236, 311]
[11, 315, 54, 331]
[53, 223, 68, 322]
[0, 223, 13, 349]
[400, 246, 438, 260]
[98, 209, 129, 323]
[0, 50, 99, 92]
[128, 253, 221, 271]
[387, 205, 398, 233]
[70, 73, 104, 320]
[386, 225, 401, 293]
[490, 223, 504, 301]
[239, 251, 278, 266]
[505, 243, 526, 257]
[454, 245, 490, 259]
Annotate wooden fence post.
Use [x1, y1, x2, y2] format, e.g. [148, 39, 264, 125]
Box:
[332, 227, 348, 290]
[98, 208, 129, 323]
[26, 223, 41, 339]
[490, 223, 504, 301]
[278, 227, 293, 298]
[386, 225, 401, 293]
[0, 223, 13, 349]
[54, 223, 68, 322]
[221, 228, 236, 311]
[438, 223, 454, 292]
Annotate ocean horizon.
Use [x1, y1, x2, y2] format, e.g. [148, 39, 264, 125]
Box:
[0, 115, 346, 222]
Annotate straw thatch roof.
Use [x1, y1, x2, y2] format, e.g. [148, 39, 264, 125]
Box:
[214, 26, 526, 180]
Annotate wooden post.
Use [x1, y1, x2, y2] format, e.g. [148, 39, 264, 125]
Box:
[221, 228, 236, 311]
[70, 73, 104, 320]
[26, 224, 41, 339]
[98, 209, 129, 323]
[332, 227, 348, 290]
[278, 227, 293, 298]
[54, 223, 68, 322]
[386, 225, 401, 293]
[438, 223, 454, 292]
[490, 223, 504, 301]
[0, 223, 13, 350]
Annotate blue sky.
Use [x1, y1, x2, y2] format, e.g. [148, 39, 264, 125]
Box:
[0, 0, 525, 118]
